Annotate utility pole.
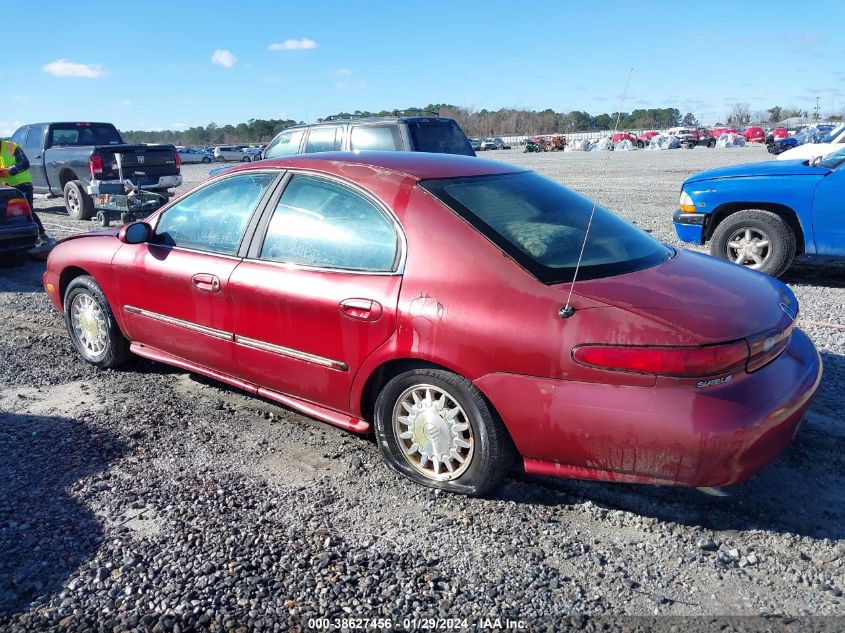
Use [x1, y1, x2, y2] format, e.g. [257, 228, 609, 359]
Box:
[814, 97, 820, 121]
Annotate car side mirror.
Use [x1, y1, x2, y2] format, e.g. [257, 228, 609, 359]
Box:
[811, 155, 823, 167]
[118, 221, 152, 244]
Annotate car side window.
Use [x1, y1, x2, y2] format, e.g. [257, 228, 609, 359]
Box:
[259, 175, 398, 271]
[155, 173, 275, 255]
[304, 126, 342, 153]
[350, 125, 403, 151]
[264, 129, 305, 158]
[11, 127, 27, 146]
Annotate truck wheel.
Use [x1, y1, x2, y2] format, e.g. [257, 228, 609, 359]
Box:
[636, 141, 644, 148]
[64, 180, 95, 221]
[710, 210, 796, 277]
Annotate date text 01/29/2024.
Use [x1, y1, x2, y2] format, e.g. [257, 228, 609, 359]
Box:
[307, 617, 528, 630]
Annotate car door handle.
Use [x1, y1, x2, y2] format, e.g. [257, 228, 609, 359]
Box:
[191, 273, 221, 293]
[339, 298, 383, 321]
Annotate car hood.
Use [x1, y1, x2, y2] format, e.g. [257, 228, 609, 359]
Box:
[685, 160, 828, 183]
[568, 249, 797, 345]
[776, 142, 837, 161]
[57, 227, 121, 244]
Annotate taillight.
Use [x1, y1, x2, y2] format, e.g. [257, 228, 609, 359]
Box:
[90, 154, 104, 177]
[174, 151, 181, 168]
[572, 341, 748, 377]
[6, 197, 31, 217]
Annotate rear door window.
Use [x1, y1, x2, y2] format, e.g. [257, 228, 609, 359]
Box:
[349, 125, 403, 151]
[304, 126, 342, 153]
[407, 121, 474, 156]
[259, 175, 398, 271]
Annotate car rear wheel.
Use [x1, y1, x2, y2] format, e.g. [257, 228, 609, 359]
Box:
[63, 180, 95, 221]
[374, 368, 514, 496]
[202, 156, 212, 163]
[710, 209, 796, 277]
[64, 275, 129, 368]
[636, 141, 644, 148]
[241, 156, 251, 162]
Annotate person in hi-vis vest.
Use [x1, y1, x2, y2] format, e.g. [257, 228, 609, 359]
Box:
[0, 139, 51, 242]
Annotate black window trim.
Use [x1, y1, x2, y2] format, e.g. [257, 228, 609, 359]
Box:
[244, 169, 406, 275]
[147, 169, 285, 259]
[419, 173, 674, 285]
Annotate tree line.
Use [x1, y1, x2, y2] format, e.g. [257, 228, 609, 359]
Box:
[118, 103, 842, 144]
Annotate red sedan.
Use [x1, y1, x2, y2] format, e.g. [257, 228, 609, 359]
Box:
[43, 153, 822, 496]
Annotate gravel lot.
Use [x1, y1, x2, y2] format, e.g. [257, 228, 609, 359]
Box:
[1, 146, 843, 631]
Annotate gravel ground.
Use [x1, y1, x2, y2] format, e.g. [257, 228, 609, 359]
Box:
[1, 146, 843, 631]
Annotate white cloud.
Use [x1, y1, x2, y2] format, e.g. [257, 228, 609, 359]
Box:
[334, 68, 352, 77]
[211, 49, 237, 68]
[42, 59, 106, 78]
[171, 122, 187, 129]
[268, 38, 317, 51]
[333, 69, 366, 91]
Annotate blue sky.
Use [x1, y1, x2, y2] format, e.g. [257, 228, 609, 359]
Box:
[2, 0, 843, 135]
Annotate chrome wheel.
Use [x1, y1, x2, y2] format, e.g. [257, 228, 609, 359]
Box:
[66, 188, 80, 214]
[392, 384, 474, 481]
[70, 293, 108, 356]
[726, 227, 771, 268]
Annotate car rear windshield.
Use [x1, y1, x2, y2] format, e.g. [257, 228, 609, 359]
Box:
[48, 124, 122, 147]
[421, 171, 672, 284]
[407, 121, 475, 156]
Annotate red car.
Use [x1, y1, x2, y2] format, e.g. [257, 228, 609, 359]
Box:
[771, 127, 789, 140]
[711, 127, 740, 139]
[635, 131, 659, 148]
[43, 153, 822, 496]
[611, 132, 638, 144]
[741, 127, 766, 143]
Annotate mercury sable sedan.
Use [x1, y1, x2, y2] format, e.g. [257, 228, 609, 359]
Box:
[43, 152, 822, 496]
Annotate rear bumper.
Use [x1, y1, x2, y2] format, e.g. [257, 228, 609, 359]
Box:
[0, 222, 39, 254]
[475, 328, 822, 488]
[87, 174, 182, 194]
[673, 209, 706, 244]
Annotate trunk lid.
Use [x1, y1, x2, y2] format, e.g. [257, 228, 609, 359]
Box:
[564, 249, 797, 347]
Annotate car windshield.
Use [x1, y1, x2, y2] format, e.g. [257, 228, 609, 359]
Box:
[407, 121, 474, 156]
[421, 171, 673, 284]
[821, 124, 845, 143]
[818, 146, 845, 170]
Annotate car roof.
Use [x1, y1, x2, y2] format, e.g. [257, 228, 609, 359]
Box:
[231, 151, 525, 180]
[282, 116, 458, 131]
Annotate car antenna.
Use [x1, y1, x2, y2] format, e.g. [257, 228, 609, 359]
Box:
[560, 67, 634, 319]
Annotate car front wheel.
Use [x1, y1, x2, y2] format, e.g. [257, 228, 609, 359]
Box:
[63, 275, 129, 368]
[710, 209, 796, 277]
[202, 156, 211, 163]
[374, 368, 514, 496]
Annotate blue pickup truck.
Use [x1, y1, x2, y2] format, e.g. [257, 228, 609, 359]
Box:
[673, 147, 845, 277]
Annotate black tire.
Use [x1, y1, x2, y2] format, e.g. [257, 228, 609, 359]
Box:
[241, 156, 251, 162]
[636, 141, 644, 148]
[202, 156, 212, 163]
[63, 275, 129, 368]
[96, 210, 109, 227]
[374, 368, 514, 496]
[63, 180, 95, 221]
[120, 212, 131, 225]
[216, 156, 225, 162]
[710, 209, 796, 277]
[707, 139, 716, 148]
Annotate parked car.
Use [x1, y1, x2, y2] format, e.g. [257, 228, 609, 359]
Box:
[177, 148, 214, 164]
[775, 124, 845, 162]
[611, 132, 638, 144]
[695, 128, 717, 148]
[9, 122, 182, 220]
[741, 127, 766, 143]
[213, 146, 252, 162]
[479, 138, 506, 150]
[665, 127, 699, 149]
[711, 127, 739, 139]
[262, 114, 474, 160]
[674, 146, 845, 276]
[635, 131, 659, 148]
[469, 138, 481, 152]
[242, 147, 263, 159]
[44, 152, 821, 496]
[0, 185, 39, 262]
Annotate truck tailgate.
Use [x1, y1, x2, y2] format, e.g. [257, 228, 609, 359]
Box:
[97, 145, 180, 181]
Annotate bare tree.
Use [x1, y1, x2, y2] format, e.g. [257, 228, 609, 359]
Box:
[726, 103, 751, 126]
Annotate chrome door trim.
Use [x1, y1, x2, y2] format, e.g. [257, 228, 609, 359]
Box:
[124, 305, 233, 341]
[234, 334, 349, 372]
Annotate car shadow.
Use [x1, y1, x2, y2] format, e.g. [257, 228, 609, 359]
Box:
[782, 259, 845, 288]
[0, 259, 47, 294]
[0, 412, 126, 617]
[505, 350, 845, 542]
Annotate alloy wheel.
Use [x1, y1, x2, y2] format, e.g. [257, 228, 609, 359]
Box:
[726, 227, 771, 268]
[70, 293, 108, 356]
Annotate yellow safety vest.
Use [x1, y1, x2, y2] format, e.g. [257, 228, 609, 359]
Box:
[0, 140, 33, 187]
